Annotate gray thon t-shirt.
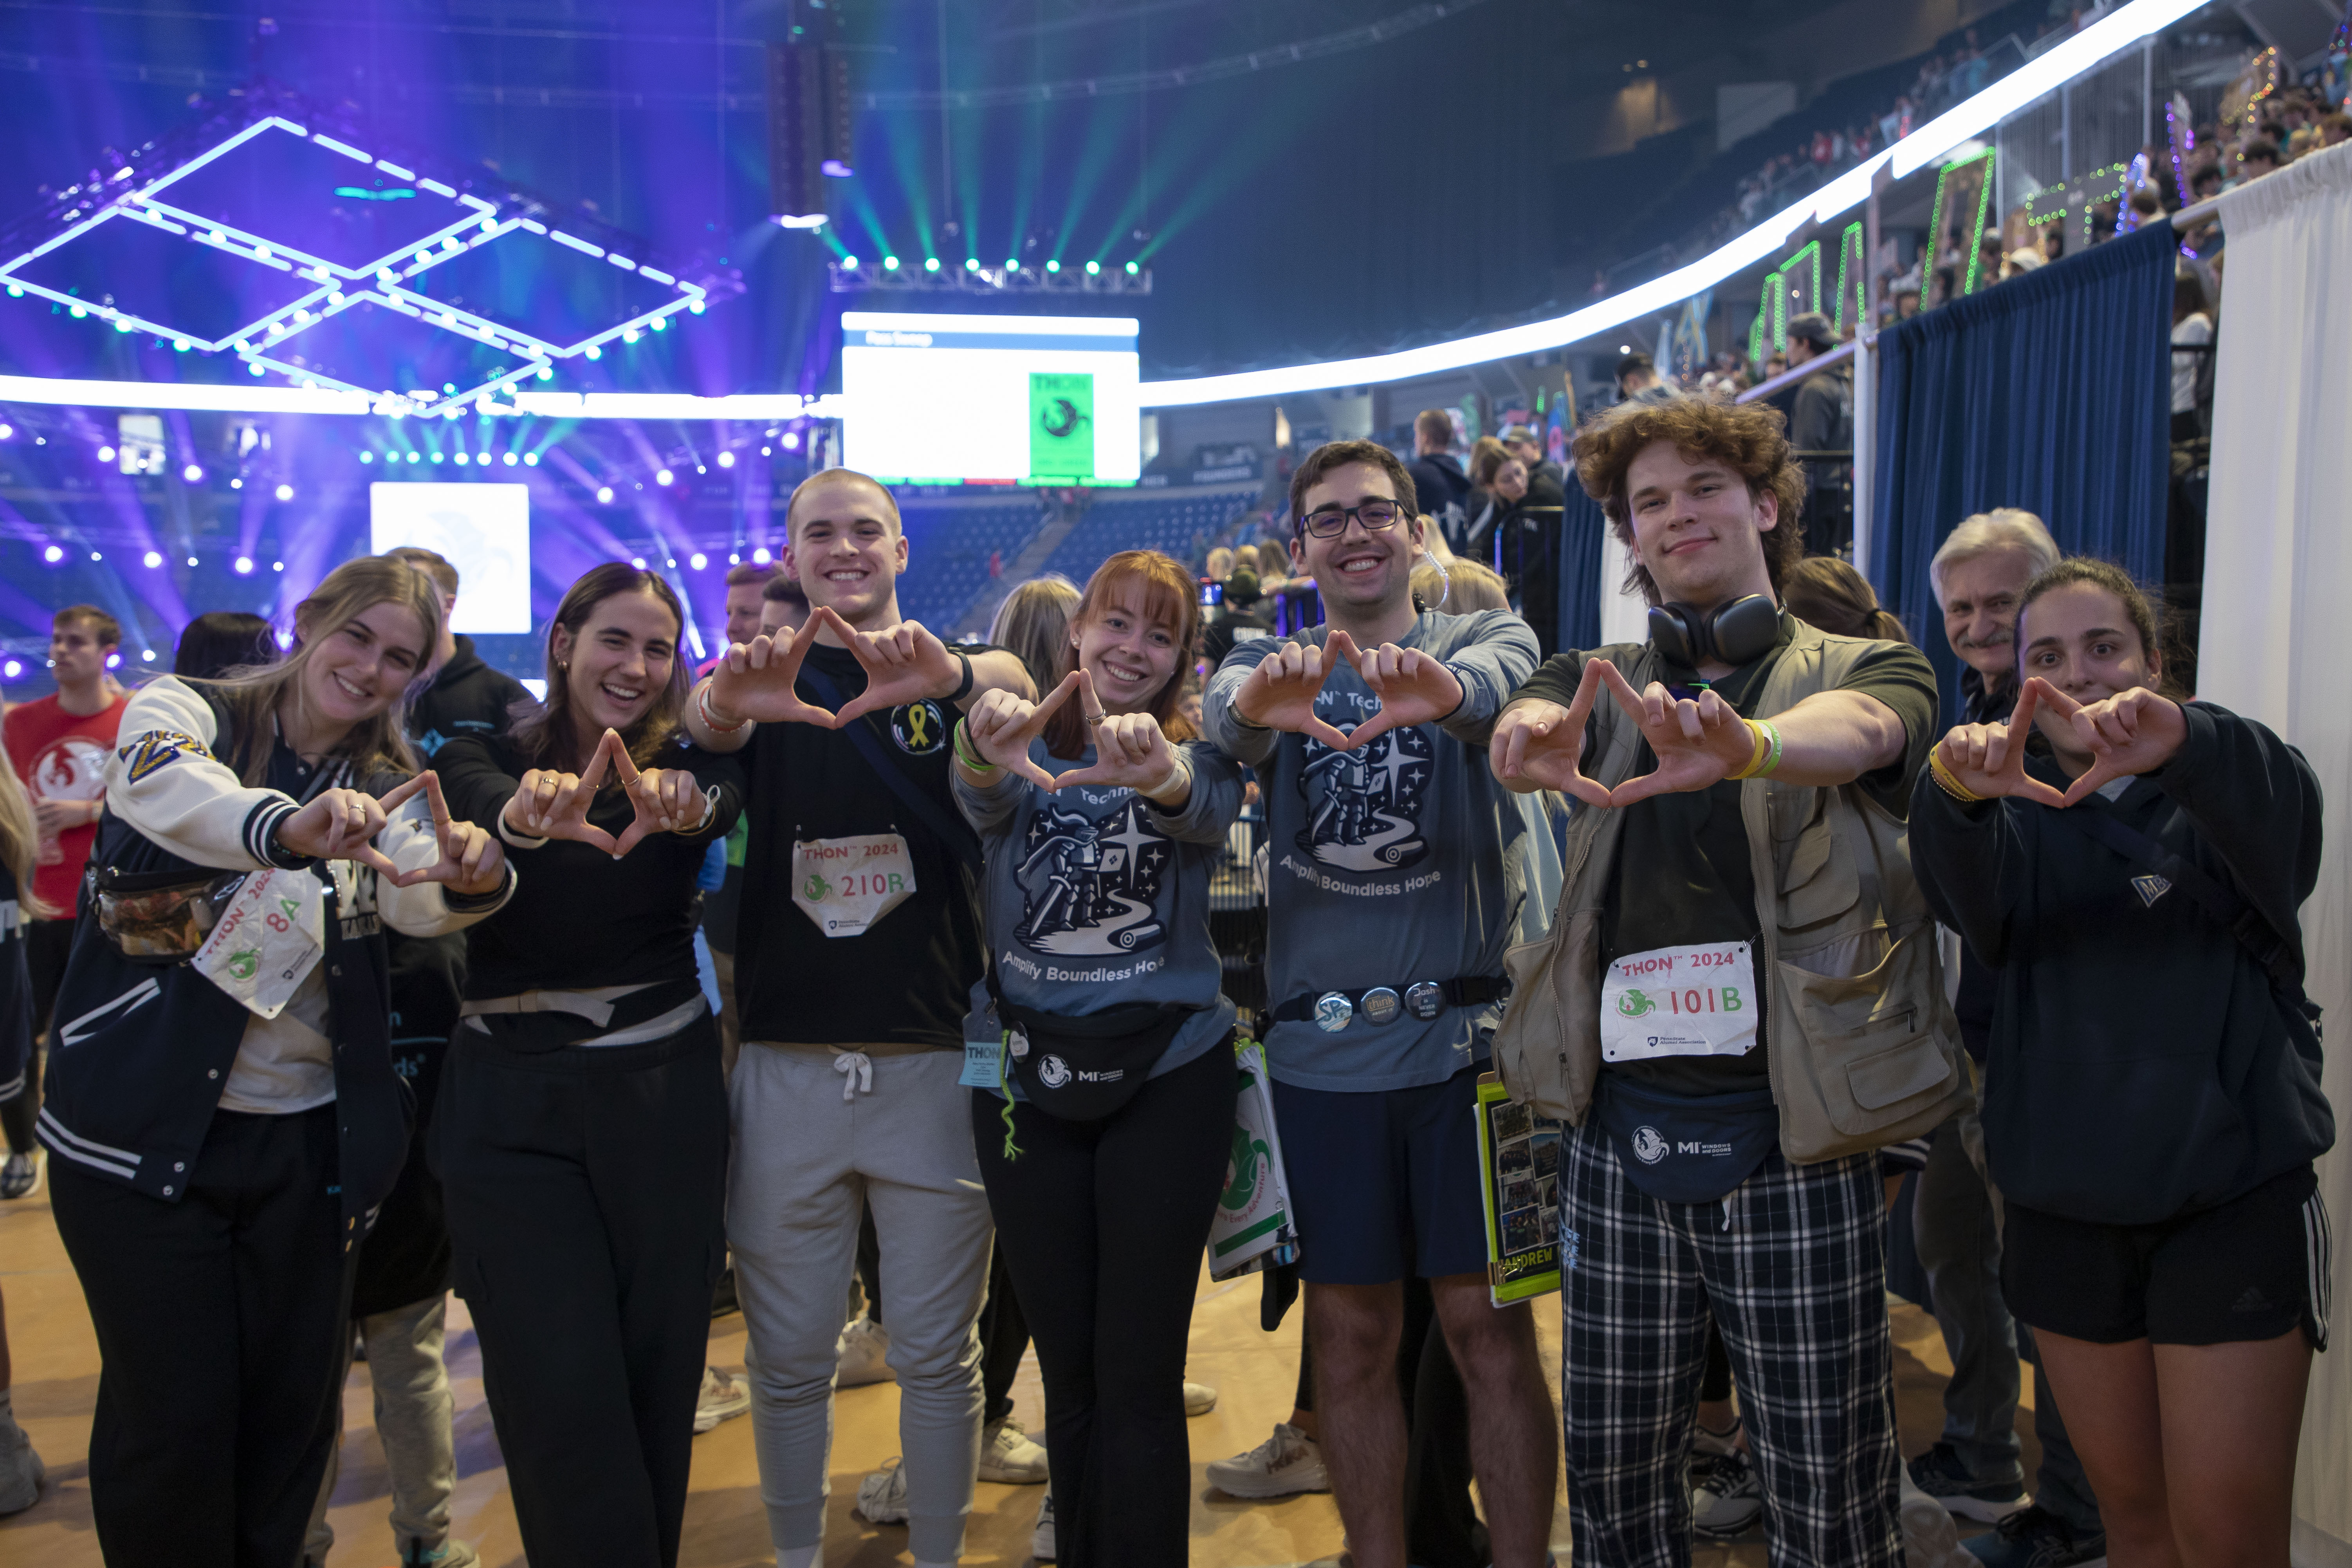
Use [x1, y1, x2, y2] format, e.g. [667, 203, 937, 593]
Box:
[1203, 610, 1540, 1093]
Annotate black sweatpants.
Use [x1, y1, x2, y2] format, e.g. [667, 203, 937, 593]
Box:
[972, 1039, 1237, 1568]
[434, 1015, 729, 1568]
[50, 1104, 353, 1568]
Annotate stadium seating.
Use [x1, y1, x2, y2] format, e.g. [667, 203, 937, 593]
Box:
[1033, 488, 1263, 589]
[893, 498, 1054, 631]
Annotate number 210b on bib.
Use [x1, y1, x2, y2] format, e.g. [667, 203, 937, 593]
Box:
[1600, 942, 1756, 1063]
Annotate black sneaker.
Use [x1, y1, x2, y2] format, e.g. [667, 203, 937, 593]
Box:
[1963, 1503, 2106, 1568]
[1908, 1440, 2029, 1524]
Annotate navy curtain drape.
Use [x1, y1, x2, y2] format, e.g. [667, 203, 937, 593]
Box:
[1868, 218, 2174, 715]
[1557, 481, 1608, 653]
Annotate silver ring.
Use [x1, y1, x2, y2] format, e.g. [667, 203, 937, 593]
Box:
[1083, 711, 1109, 726]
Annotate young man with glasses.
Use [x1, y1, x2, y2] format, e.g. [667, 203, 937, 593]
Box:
[1201, 440, 1554, 1568]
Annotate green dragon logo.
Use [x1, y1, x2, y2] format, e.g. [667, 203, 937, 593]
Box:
[1222, 1123, 1272, 1210]
[1616, 989, 1659, 1018]
[802, 872, 833, 903]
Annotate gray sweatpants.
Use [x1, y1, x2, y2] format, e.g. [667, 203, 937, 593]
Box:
[302, 1293, 458, 1562]
[728, 1042, 994, 1564]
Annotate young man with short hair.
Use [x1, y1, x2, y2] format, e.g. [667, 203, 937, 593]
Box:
[1487, 397, 1961, 1565]
[1403, 409, 1474, 552]
[724, 560, 777, 649]
[1916, 509, 2107, 1568]
[682, 468, 1033, 1568]
[1201, 439, 1555, 1568]
[381, 547, 530, 760]
[1, 605, 127, 1199]
[759, 572, 810, 639]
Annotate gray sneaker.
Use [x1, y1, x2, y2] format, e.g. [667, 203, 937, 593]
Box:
[855, 1456, 909, 1525]
[693, 1366, 750, 1433]
[1691, 1449, 1762, 1538]
[0, 1417, 43, 1516]
[1030, 1489, 1056, 1561]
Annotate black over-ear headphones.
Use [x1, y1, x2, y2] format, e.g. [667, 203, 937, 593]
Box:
[1647, 594, 1780, 669]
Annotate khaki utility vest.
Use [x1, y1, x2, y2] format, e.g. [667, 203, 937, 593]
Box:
[1492, 622, 1970, 1162]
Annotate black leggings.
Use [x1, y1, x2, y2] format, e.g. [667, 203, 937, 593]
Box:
[973, 1039, 1236, 1568]
[435, 1015, 728, 1568]
[2, 918, 72, 1155]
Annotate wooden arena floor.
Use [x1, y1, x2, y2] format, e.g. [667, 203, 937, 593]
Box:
[2, 1158, 2037, 1566]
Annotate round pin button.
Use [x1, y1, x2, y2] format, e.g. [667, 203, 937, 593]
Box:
[1360, 987, 1401, 1025]
[1313, 992, 1354, 1032]
[1404, 981, 1445, 1021]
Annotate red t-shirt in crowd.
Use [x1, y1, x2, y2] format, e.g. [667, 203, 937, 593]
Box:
[5, 690, 129, 915]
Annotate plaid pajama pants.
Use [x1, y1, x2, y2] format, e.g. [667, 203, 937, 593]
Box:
[1559, 1116, 1902, 1568]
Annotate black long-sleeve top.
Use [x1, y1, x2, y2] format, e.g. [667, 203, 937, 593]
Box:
[435, 730, 743, 998]
[1909, 700, 2332, 1226]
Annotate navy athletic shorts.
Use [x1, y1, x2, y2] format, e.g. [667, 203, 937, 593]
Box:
[1270, 1061, 1491, 1285]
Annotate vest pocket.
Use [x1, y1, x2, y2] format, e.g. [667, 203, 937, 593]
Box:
[1495, 907, 1602, 1123]
[1773, 921, 1962, 1149]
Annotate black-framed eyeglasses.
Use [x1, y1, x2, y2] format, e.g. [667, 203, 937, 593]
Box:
[1295, 498, 1407, 539]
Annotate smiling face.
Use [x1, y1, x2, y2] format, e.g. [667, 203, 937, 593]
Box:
[1623, 440, 1777, 610]
[297, 600, 429, 729]
[1938, 548, 2038, 679]
[1072, 584, 1184, 716]
[1291, 460, 1426, 619]
[551, 587, 679, 744]
[783, 472, 907, 631]
[2019, 581, 2158, 711]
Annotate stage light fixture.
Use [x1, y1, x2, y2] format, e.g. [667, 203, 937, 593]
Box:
[884, 256, 900, 271]
[98, 445, 116, 462]
[105, 653, 121, 669]
[656, 467, 675, 485]
[234, 556, 253, 573]
[1084, 261, 1100, 276]
[114, 319, 133, 333]
[406, 451, 421, 463]
[187, 555, 198, 565]
[964, 258, 979, 272]
[781, 431, 801, 450]
[90, 551, 103, 561]
[585, 345, 602, 359]
[696, 464, 707, 475]
[596, 485, 615, 503]
[142, 550, 162, 567]
[651, 317, 666, 331]
[729, 552, 741, 565]
[752, 546, 772, 564]
[761, 445, 771, 456]
[454, 451, 469, 465]
[503, 451, 518, 466]
[230, 477, 242, 488]
[523, 452, 537, 466]
[272, 560, 284, 571]
[1125, 262, 1139, 275]
[622, 329, 641, 344]
[174, 338, 191, 351]
[183, 462, 204, 481]
[0, 662, 17, 679]
[924, 258, 940, 272]
[690, 552, 708, 570]
[1046, 260, 1061, 273]
[536, 364, 554, 380]
[141, 649, 155, 661]
[431, 451, 444, 462]
[359, 451, 374, 463]
[0, 426, 9, 439]
[718, 450, 735, 468]
[69, 305, 85, 318]
[41, 545, 63, 564]
[274, 482, 293, 500]
[249, 363, 265, 375]
[631, 556, 647, 568]
[842, 256, 859, 269]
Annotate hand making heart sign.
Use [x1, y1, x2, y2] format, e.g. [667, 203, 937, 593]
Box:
[706, 613, 842, 729]
[503, 728, 711, 859]
[1933, 677, 2185, 808]
[275, 772, 505, 894]
[830, 613, 965, 726]
[1050, 671, 1188, 797]
[1486, 656, 1617, 808]
[1488, 658, 1761, 808]
[962, 671, 1081, 790]
[1230, 632, 1465, 752]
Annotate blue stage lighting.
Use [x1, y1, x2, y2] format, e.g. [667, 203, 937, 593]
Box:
[924, 257, 940, 272]
[842, 255, 859, 269]
[1125, 262, 1139, 275]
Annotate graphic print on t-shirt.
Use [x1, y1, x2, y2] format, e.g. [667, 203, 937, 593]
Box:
[1297, 723, 1431, 872]
[1014, 792, 1170, 955]
[890, 700, 949, 756]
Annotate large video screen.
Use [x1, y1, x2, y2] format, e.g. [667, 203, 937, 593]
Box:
[840, 312, 1140, 486]
[370, 483, 534, 634]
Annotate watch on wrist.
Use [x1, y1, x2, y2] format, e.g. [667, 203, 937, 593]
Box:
[947, 647, 975, 704]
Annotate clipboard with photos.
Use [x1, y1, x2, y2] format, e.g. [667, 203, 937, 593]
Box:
[1473, 1071, 1566, 1306]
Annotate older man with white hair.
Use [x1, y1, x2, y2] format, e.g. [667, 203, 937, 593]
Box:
[1911, 508, 2107, 1568]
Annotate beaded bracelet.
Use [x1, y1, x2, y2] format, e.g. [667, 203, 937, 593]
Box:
[1929, 750, 1983, 803]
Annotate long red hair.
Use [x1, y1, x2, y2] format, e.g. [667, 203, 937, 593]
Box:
[1044, 550, 1204, 760]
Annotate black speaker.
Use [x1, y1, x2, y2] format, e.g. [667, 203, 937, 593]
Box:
[767, 43, 852, 225]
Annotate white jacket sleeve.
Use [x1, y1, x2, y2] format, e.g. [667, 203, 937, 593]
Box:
[371, 789, 515, 937]
[105, 677, 307, 872]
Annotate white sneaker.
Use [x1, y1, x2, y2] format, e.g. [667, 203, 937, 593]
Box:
[693, 1366, 749, 1433]
[836, 1314, 895, 1388]
[0, 1150, 38, 1200]
[0, 1416, 43, 1516]
[1030, 1489, 1056, 1561]
[1205, 1421, 1328, 1499]
[854, 1456, 909, 1525]
[1182, 1380, 1218, 1416]
[978, 1415, 1050, 1483]
[1692, 1449, 1763, 1537]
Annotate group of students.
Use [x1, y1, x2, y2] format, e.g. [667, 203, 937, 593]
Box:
[0, 384, 2330, 1568]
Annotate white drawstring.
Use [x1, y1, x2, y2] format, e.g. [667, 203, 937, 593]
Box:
[835, 1050, 873, 1101]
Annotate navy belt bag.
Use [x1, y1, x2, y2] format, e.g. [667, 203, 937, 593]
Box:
[1594, 1074, 1778, 1204]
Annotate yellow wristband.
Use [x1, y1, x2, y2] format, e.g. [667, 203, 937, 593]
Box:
[1929, 750, 1982, 803]
[1726, 719, 1781, 781]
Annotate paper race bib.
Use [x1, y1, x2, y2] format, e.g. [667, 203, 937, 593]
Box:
[1600, 942, 1757, 1062]
[192, 868, 326, 1019]
[791, 832, 916, 938]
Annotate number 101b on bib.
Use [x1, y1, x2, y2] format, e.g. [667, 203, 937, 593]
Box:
[1600, 942, 1757, 1063]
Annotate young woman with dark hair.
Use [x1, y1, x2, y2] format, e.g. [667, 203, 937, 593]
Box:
[429, 562, 744, 1568]
[953, 549, 1245, 1567]
[173, 610, 280, 682]
[1911, 558, 2331, 1568]
[41, 556, 512, 1566]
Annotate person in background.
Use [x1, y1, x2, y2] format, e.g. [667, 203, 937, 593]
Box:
[990, 576, 1083, 693]
[1408, 555, 1510, 615]
[381, 548, 532, 763]
[1462, 438, 1526, 566]
[2170, 270, 2214, 444]
[2321, 112, 2350, 149]
[174, 612, 278, 682]
[1912, 560, 2329, 1568]
[760, 573, 811, 640]
[1204, 547, 1235, 589]
[1615, 352, 1678, 408]
[1404, 409, 1474, 552]
[2233, 138, 2282, 186]
[1497, 425, 1566, 510]
[723, 560, 777, 651]
[44, 558, 511, 1568]
[1912, 509, 2108, 1568]
[1783, 313, 1855, 558]
[1779, 557, 1905, 644]
[0, 740, 49, 1514]
[1, 604, 129, 1201]
[1199, 568, 1276, 672]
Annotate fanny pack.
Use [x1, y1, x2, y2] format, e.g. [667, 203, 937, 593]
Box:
[986, 970, 1191, 1122]
[1594, 1073, 1778, 1204]
[91, 864, 249, 964]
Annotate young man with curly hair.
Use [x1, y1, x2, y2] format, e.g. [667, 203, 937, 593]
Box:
[1488, 397, 1964, 1566]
